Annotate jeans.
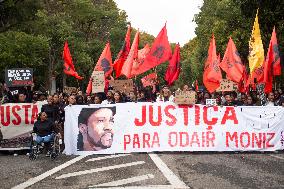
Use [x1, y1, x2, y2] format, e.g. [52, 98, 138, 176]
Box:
[35, 134, 54, 144]
[30, 133, 54, 153]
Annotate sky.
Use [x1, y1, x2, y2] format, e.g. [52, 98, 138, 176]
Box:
[114, 0, 203, 46]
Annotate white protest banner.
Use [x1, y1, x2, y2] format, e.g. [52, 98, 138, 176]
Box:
[64, 103, 284, 155]
[0, 102, 46, 140]
[0, 102, 46, 149]
[91, 71, 105, 93]
[206, 99, 217, 106]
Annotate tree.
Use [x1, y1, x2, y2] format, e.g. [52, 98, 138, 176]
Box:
[177, 38, 198, 88]
[0, 31, 49, 84]
[190, 0, 284, 87]
[0, 0, 129, 91]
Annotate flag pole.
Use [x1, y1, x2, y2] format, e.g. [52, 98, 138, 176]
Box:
[76, 79, 80, 90]
[154, 67, 157, 72]
[249, 72, 253, 92]
[274, 76, 276, 90]
[134, 75, 137, 91]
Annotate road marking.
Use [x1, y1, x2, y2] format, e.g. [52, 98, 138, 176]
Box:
[90, 185, 178, 189]
[269, 154, 284, 160]
[86, 154, 131, 162]
[56, 161, 145, 180]
[12, 155, 87, 189]
[89, 174, 154, 187]
[149, 153, 189, 188]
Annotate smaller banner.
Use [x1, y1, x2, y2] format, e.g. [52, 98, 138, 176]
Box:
[63, 86, 77, 94]
[5, 68, 33, 87]
[109, 80, 133, 93]
[206, 99, 217, 106]
[91, 71, 105, 93]
[216, 79, 238, 92]
[174, 90, 196, 105]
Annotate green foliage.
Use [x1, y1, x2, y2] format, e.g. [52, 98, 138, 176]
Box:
[0, 31, 49, 82]
[186, 0, 284, 87]
[1, 0, 283, 90]
[131, 28, 155, 48]
[0, 0, 41, 33]
[0, 0, 128, 90]
[177, 38, 198, 88]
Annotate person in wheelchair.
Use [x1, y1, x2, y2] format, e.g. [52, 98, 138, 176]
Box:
[32, 111, 56, 156]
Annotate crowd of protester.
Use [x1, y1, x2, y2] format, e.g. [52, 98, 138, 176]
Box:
[1, 82, 284, 145]
[1, 83, 284, 133]
[1, 82, 284, 106]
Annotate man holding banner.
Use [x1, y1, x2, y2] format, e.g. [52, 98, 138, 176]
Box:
[77, 107, 116, 151]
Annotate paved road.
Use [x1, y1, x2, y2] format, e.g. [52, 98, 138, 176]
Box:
[0, 151, 283, 189]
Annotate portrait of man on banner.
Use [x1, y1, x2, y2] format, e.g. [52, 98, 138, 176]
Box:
[77, 107, 116, 151]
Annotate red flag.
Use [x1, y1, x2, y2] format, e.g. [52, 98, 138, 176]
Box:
[220, 38, 244, 83]
[121, 30, 139, 78]
[264, 81, 273, 94]
[131, 44, 151, 74]
[86, 78, 92, 95]
[113, 26, 131, 78]
[203, 34, 222, 93]
[263, 52, 273, 93]
[271, 27, 281, 76]
[238, 65, 249, 93]
[94, 42, 113, 78]
[165, 44, 180, 85]
[87, 42, 112, 94]
[246, 75, 257, 91]
[263, 28, 278, 93]
[63, 62, 83, 80]
[62, 41, 83, 80]
[63, 41, 75, 70]
[131, 24, 172, 76]
[138, 44, 150, 59]
[141, 72, 157, 87]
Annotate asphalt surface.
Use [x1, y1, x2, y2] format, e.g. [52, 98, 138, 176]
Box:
[0, 150, 283, 189]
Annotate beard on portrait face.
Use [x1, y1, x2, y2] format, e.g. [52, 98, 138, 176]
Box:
[87, 131, 113, 149]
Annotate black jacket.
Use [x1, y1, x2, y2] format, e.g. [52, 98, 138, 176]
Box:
[33, 120, 54, 137]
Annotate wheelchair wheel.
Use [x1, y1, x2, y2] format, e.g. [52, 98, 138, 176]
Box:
[50, 152, 57, 160]
[29, 153, 37, 160]
[50, 134, 61, 160]
[29, 145, 39, 161]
